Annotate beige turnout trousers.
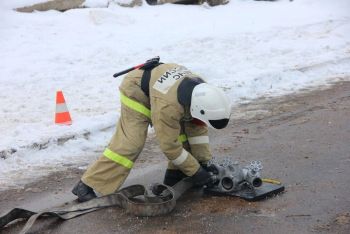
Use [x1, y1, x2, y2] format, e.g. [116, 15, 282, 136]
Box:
[82, 73, 151, 195]
[82, 105, 150, 195]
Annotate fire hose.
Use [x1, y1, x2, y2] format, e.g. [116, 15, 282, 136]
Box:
[0, 181, 192, 234]
[0, 161, 284, 234]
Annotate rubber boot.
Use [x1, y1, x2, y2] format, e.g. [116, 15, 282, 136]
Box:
[163, 169, 187, 187]
[72, 180, 97, 202]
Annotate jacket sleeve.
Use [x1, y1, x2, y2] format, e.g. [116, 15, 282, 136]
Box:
[184, 121, 212, 164]
[151, 97, 200, 176]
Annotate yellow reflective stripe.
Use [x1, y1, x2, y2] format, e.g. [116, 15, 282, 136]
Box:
[178, 134, 187, 143]
[120, 93, 151, 118]
[103, 148, 133, 169]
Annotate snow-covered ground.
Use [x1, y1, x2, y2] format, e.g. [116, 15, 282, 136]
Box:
[0, 0, 349, 190]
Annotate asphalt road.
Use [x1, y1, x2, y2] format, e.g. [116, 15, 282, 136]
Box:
[1, 81, 349, 234]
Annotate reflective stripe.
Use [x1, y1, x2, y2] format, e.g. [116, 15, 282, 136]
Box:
[56, 103, 68, 113]
[172, 149, 188, 166]
[188, 136, 209, 145]
[178, 134, 187, 143]
[103, 148, 134, 169]
[120, 93, 151, 118]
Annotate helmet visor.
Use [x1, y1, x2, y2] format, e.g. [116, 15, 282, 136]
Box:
[209, 119, 229, 129]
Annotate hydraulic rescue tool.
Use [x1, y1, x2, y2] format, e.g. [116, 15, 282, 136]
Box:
[0, 158, 284, 233]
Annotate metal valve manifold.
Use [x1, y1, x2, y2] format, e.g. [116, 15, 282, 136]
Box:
[216, 160, 263, 192]
[204, 158, 284, 201]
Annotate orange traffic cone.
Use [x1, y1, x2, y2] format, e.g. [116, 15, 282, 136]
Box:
[55, 91, 72, 125]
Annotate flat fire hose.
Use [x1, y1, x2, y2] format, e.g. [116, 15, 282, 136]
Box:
[0, 180, 194, 234]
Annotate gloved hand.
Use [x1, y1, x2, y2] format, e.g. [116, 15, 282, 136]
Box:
[190, 166, 218, 187]
[201, 163, 219, 175]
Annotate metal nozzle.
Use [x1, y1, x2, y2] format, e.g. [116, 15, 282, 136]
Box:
[252, 177, 262, 187]
[221, 177, 234, 190]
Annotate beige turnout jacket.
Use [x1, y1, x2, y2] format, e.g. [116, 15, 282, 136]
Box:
[148, 63, 212, 175]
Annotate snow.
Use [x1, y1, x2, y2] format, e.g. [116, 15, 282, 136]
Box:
[0, 0, 349, 189]
[83, 0, 109, 8]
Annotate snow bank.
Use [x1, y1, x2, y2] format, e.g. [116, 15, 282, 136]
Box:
[0, 0, 349, 189]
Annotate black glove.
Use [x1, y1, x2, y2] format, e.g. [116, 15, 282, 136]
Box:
[201, 163, 219, 175]
[190, 166, 217, 187]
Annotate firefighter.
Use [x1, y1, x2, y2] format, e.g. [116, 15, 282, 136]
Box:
[72, 62, 231, 202]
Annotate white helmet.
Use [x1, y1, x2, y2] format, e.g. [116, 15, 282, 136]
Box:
[190, 83, 231, 129]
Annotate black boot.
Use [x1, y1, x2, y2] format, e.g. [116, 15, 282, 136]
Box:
[163, 169, 187, 186]
[72, 180, 97, 202]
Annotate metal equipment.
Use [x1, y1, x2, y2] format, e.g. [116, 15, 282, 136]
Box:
[204, 158, 284, 201]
